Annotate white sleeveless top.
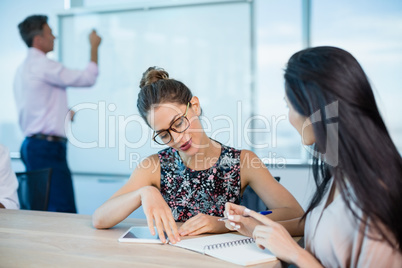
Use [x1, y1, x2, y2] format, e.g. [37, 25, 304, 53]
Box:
[305, 179, 402, 267]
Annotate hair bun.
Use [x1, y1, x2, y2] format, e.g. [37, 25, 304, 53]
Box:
[139, 66, 169, 88]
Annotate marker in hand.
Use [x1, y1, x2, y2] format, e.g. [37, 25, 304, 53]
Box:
[218, 210, 272, 221]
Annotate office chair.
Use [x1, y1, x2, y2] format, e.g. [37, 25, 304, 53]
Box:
[240, 176, 280, 212]
[16, 168, 52, 211]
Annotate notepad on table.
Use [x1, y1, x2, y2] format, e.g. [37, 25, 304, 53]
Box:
[171, 233, 277, 266]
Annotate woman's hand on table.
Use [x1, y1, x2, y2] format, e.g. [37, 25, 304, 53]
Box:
[178, 213, 228, 236]
[140, 186, 181, 244]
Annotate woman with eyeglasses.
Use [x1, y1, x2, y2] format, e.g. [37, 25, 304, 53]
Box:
[92, 67, 304, 244]
[223, 46, 402, 267]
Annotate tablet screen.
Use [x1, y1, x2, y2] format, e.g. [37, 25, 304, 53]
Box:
[119, 226, 166, 243]
[122, 226, 159, 239]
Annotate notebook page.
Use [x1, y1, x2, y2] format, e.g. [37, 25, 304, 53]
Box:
[171, 233, 277, 266]
[205, 241, 276, 266]
[172, 233, 244, 253]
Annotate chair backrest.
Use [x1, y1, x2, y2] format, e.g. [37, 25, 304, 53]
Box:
[15, 168, 52, 211]
[240, 176, 280, 212]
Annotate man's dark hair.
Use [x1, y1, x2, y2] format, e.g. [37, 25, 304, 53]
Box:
[18, 15, 48, 47]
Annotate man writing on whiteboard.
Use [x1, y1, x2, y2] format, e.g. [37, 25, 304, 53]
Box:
[13, 15, 102, 213]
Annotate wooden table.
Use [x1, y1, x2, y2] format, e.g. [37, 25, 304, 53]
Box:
[0, 209, 289, 267]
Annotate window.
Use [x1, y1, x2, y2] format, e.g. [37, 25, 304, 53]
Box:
[311, 0, 402, 152]
[253, 0, 304, 163]
[253, 0, 402, 164]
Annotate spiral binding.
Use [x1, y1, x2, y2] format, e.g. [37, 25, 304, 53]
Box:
[202, 237, 255, 253]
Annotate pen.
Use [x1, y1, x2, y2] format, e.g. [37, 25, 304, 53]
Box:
[218, 210, 272, 221]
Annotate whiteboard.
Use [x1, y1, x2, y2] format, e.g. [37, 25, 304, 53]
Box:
[59, 1, 252, 174]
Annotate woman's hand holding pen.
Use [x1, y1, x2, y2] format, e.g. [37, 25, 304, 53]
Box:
[140, 186, 180, 244]
[224, 203, 306, 265]
[223, 203, 264, 237]
[248, 209, 309, 265]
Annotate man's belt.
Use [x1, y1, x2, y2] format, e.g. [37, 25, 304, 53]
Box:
[30, 134, 67, 143]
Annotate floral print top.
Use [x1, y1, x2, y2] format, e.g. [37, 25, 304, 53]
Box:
[158, 142, 241, 222]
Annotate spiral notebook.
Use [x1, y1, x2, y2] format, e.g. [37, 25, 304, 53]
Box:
[171, 233, 277, 266]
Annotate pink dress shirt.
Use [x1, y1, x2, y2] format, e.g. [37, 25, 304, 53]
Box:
[13, 47, 98, 138]
[305, 179, 402, 267]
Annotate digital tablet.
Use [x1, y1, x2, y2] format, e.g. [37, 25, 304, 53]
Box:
[118, 226, 166, 244]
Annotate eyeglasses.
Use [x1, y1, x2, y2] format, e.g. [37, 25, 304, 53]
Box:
[152, 103, 191, 145]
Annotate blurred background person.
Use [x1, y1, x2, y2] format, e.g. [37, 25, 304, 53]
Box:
[13, 14, 102, 213]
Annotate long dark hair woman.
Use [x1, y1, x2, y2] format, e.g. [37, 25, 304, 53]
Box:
[224, 46, 402, 267]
